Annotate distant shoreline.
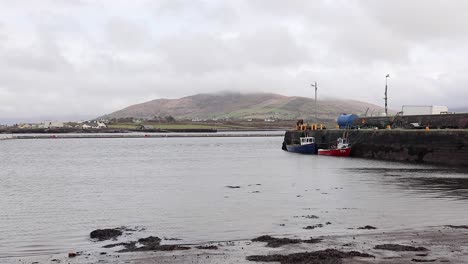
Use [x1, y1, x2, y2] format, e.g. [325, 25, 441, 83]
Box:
[2, 131, 285, 140]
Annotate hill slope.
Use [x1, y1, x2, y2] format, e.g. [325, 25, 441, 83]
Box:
[103, 93, 385, 121]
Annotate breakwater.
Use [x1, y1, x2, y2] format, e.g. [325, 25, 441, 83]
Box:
[4, 131, 284, 140]
[356, 113, 468, 129]
[283, 129, 468, 167]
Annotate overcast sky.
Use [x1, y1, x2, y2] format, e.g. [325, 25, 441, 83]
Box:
[1, 0, 467, 121]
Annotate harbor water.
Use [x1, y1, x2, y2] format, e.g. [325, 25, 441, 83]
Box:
[0, 135, 467, 258]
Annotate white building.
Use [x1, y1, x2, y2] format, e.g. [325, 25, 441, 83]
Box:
[402, 105, 449, 116]
[96, 122, 107, 129]
[41, 121, 64, 128]
[19, 123, 33, 129]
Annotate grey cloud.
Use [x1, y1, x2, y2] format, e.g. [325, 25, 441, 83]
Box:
[157, 33, 230, 75]
[324, 17, 410, 64]
[0, 22, 5, 42]
[360, 0, 468, 41]
[236, 27, 311, 67]
[0, 0, 467, 121]
[105, 17, 151, 50]
[158, 27, 310, 75]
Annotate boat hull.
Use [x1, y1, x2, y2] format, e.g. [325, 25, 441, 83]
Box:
[318, 147, 352, 157]
[286, 143, 317, 154]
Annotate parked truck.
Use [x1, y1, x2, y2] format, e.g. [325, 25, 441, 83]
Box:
[402, 105, 449, 116]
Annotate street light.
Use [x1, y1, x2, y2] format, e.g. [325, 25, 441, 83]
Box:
[311, 82, 318, 123]
[384, 74, 390, 117]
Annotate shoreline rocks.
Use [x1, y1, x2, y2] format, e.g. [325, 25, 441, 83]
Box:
[90, 228, 123, 241]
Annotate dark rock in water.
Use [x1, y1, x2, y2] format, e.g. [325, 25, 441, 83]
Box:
[90, 228, 123, 241]
[68, 252, 77, 258]
[196, 245, 218, 250]
[304, 215, 319, 219]
[295, 215, 319, 219]
[303, 224, 323, 230]
[325, 222, 332, 225]
[138, 236, 161, 246]
[252, 235, 321, 248]
[445, 225, 468, 229]
[411, 259, 436, 262]
[226, 185, 241, 189]
[163, 237, 182, 241]
[374, 244, 428, 251]
[246, 248, 374, 263]
[357, 225, 377, 230]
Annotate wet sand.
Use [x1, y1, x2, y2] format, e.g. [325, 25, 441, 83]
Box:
[3, 225, 467, 264]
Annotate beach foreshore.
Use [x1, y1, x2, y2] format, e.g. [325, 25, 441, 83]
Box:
[3, 225, 467, 264]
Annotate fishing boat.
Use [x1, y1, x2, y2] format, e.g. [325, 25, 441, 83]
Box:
[286, 136, 317, 154]
[318, 137, 352, 157]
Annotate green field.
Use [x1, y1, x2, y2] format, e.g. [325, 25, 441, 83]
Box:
[107, 121, 295, 130]
[108, 122, 242, 130]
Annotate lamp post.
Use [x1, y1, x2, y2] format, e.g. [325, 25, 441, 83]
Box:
[384, 74, 389, 117]
[311, 82, 318, 123]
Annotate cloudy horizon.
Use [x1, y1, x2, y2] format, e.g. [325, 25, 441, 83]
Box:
[1, 0, 468, 122]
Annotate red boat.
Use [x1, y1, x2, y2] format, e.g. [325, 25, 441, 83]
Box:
[318, 137, 352, 157]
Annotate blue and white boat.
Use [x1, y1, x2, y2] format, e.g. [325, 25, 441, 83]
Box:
[286, 136, 317, 154]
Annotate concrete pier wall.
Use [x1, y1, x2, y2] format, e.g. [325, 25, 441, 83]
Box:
[282, 129, 468, 167]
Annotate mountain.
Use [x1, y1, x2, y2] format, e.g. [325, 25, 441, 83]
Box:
[102, 93, 386, 121]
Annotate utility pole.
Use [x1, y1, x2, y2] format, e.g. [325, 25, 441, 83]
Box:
[384, 74, 389, 117]
[311, 82, 318, 123]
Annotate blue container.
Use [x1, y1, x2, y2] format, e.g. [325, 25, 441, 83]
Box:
[337, 114, 358, 128]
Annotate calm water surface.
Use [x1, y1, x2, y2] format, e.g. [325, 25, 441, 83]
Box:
[1, 136, 467, 258]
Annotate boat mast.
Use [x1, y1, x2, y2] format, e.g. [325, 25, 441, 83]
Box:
[384, 74, 389, 117]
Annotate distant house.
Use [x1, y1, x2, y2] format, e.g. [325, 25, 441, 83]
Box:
[82, 124, 92, 129]
[96, 122, 107, 129]
[19, 123, 33, 129]
[41, 121, 64, 128]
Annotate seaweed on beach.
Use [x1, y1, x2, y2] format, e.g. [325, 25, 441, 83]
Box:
[445, 225, 468, 229]
[374, 244, 428, 251]
[103, 236, 190, 252]
[357, 225, 377, 230]
[247, 248, 374, 263]
[195, 245, 218, 250]
[252, 235, 321, 248]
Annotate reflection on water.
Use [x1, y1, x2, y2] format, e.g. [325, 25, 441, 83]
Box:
[347, 168, 468, 200]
